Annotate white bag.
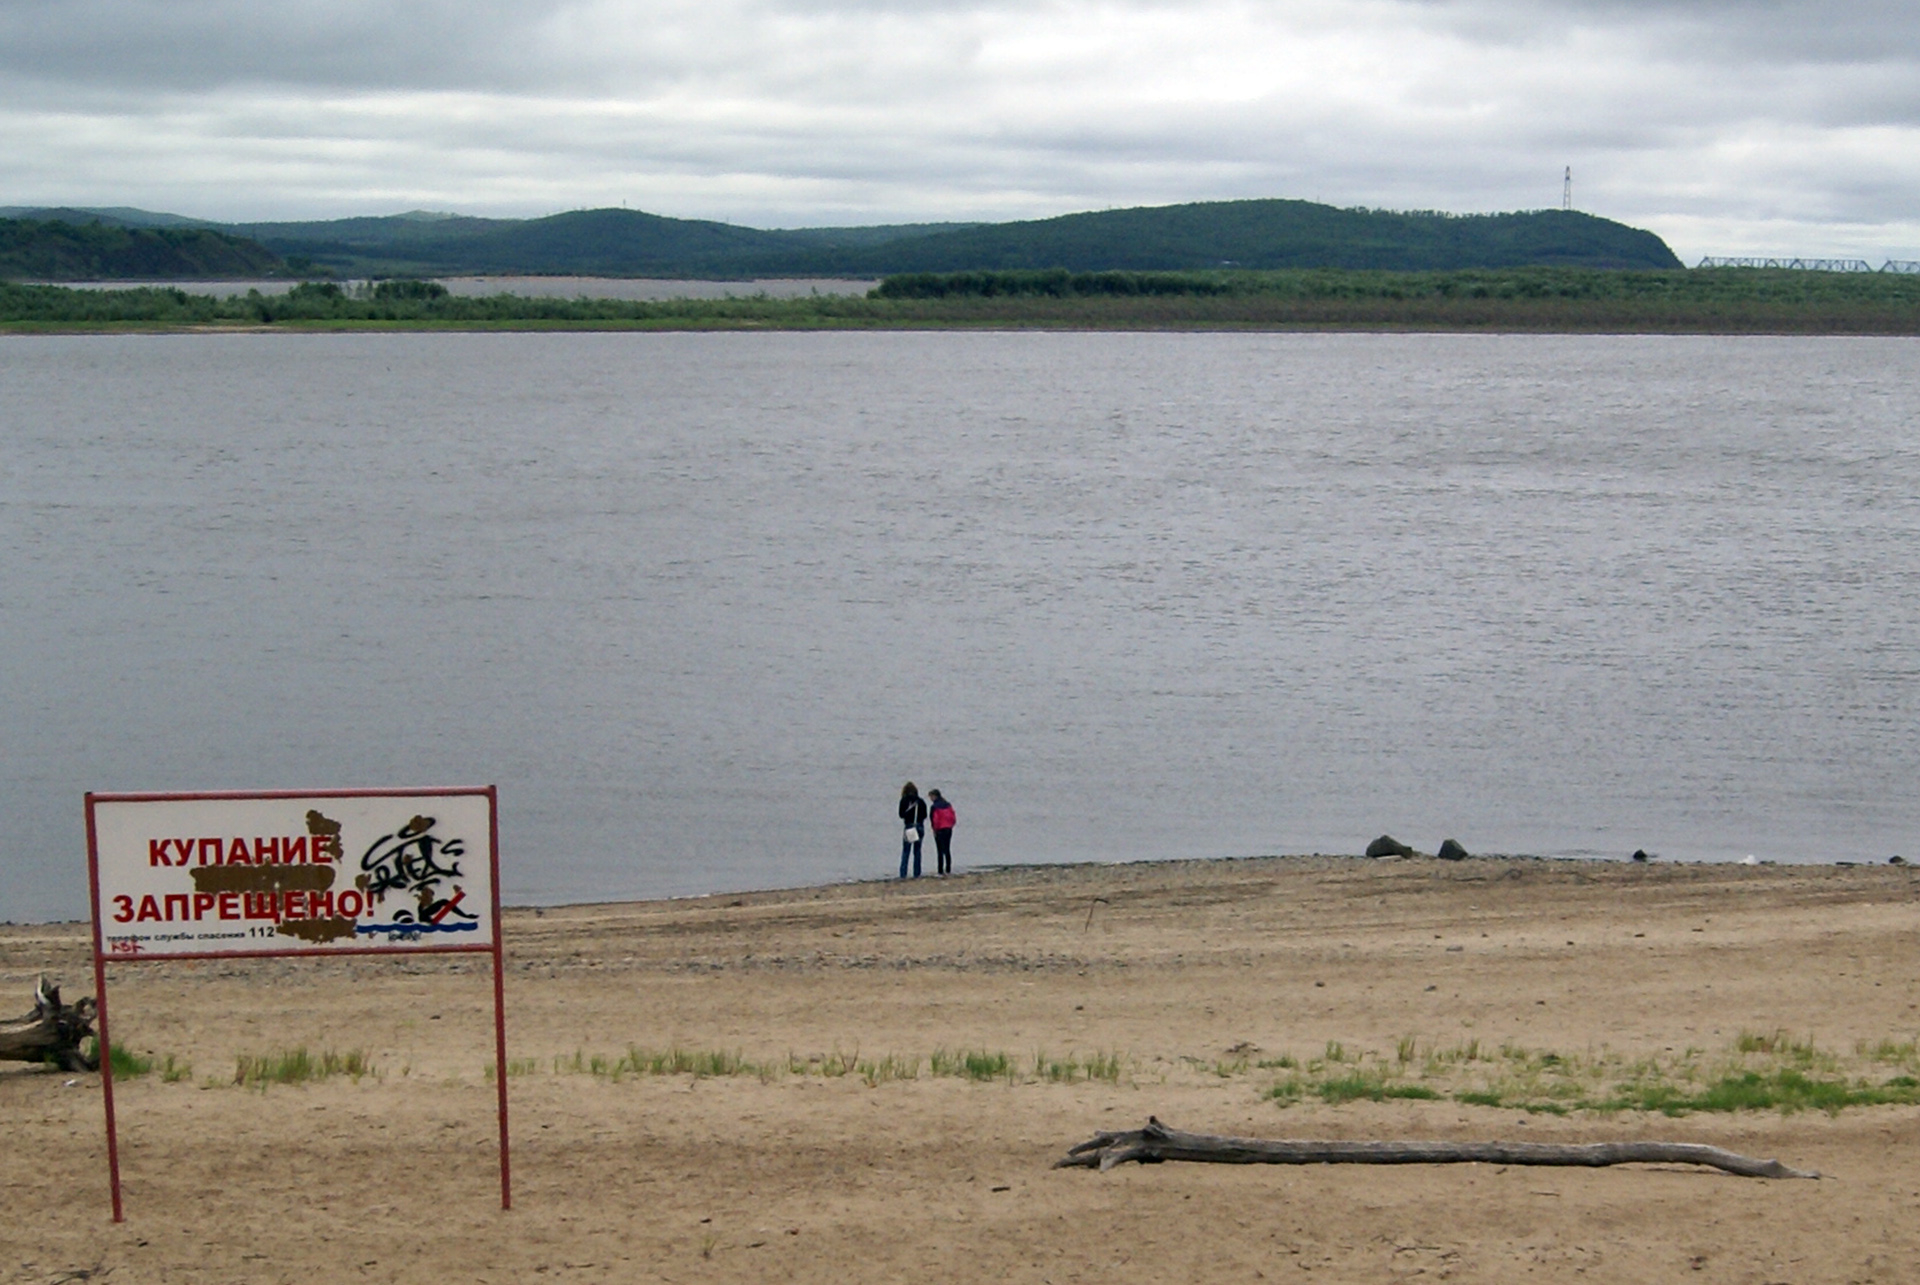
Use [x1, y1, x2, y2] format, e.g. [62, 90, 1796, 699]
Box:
[903, 826, 921, 842]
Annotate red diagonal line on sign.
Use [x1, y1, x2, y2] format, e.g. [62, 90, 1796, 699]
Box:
[430, 887, 467, 924]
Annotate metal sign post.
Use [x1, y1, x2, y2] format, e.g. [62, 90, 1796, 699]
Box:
[83, 786, 510, 1221]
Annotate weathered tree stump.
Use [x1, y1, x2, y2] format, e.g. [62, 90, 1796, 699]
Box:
[0, 976, 99, 1072]
[1057, 1117, 1817, 1179]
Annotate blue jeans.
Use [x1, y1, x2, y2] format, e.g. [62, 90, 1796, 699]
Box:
[900, 834, 923, 878]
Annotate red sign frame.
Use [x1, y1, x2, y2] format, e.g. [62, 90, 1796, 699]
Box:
[83, 786, 511, 1221]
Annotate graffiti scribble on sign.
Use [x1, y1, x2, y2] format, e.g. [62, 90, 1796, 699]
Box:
[355, 815, 478, 927]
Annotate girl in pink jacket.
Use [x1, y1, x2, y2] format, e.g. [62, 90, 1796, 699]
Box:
[927, 789, 957, 876]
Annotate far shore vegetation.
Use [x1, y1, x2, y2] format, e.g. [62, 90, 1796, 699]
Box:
[5, 267, 1920, 333]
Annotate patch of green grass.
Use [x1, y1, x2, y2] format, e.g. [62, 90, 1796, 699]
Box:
[795, 1050, 859, 1078]
[106, 1044, 153, 1078]
[1036, 1052, 1083, 1083]
[1446, 1087, 1569, 1115]
[963, 1050, 1013, 1082]
[1265, 1078, 1303, 1105]
[1732, 1029, 1831, 1068]
[929, 1048, 1014, 1081]
[549, 1047, 760, 1080]
[1858, 1037, 1919, 1065]
[548, 1050, 614, 1077]
[624, 1048, 750, 1078]
[1249, 1032, 1920, 1118]
[1032, 1050, 1126, 1085]
[1450, 1038, 1486, 1063]
[1598, 1069, 1920, 1116]
[454, 1041, 1128, 1088]
[1315, 1070, 1442, 1105]
[234, 1047, 373, 1088]
[859, 1054, 919, 1087]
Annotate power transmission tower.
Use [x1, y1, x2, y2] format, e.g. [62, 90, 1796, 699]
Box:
[1562, 167, 1572, 211]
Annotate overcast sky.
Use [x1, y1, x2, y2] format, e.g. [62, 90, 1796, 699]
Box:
[3, 0, 1918, 259]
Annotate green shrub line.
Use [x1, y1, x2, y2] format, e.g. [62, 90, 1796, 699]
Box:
[5, 266, 1920, 331]
[873, 265, 1920, 307]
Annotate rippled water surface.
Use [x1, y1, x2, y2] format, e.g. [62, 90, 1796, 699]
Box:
[4, 332, 1917, 919]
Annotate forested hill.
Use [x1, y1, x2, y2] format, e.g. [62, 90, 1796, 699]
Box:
[229, 208, 806, 278]
[0, 199, 1682, 278]
[227, 200, 1679, 276]
[0, 218, 284, 279]
[795, 202, 1684, 273]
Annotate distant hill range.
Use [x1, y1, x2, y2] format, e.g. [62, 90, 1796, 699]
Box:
[0, 214, 282, 279]
[0, 199, 1682, 280]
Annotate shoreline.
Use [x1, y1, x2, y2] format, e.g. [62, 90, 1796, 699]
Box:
[5, 848, 1906, 930]
[9, 316, 1920, 335]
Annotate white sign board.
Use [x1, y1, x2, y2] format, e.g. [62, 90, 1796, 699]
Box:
[87, 789, 498, 959]
[83, 786, 511, 1222]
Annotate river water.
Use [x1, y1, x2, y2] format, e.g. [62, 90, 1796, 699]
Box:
[3, 332, 1916, 920]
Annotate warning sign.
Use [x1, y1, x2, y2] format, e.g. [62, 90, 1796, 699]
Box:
[83, 786, 510, 1222]
[87, 789, 497, 959]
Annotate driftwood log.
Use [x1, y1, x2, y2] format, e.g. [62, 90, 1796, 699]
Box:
[0, 976, 99, 1072]
[1058, 1117, 1817, 1180]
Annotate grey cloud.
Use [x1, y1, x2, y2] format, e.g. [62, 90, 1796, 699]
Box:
[0, 0, 658, 92]
[8, 0, 1918, 98]
[2, 0, 1919, 257]
[1416, 0, 1920, 62]
[0, 0, 1019, 93]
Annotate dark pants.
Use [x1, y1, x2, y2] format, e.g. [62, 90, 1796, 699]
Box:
[900, 833, 922, 878]
[933, 827, 952, 875]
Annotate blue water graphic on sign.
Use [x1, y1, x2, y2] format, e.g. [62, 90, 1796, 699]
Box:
[356, 921, 481, 936]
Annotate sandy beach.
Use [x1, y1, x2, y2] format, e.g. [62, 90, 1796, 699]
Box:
[6, 855, 1920, 1283]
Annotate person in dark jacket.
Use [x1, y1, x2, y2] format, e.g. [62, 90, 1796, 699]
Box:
[898, 782, 927, 879]
[927, 788, 957, 876]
